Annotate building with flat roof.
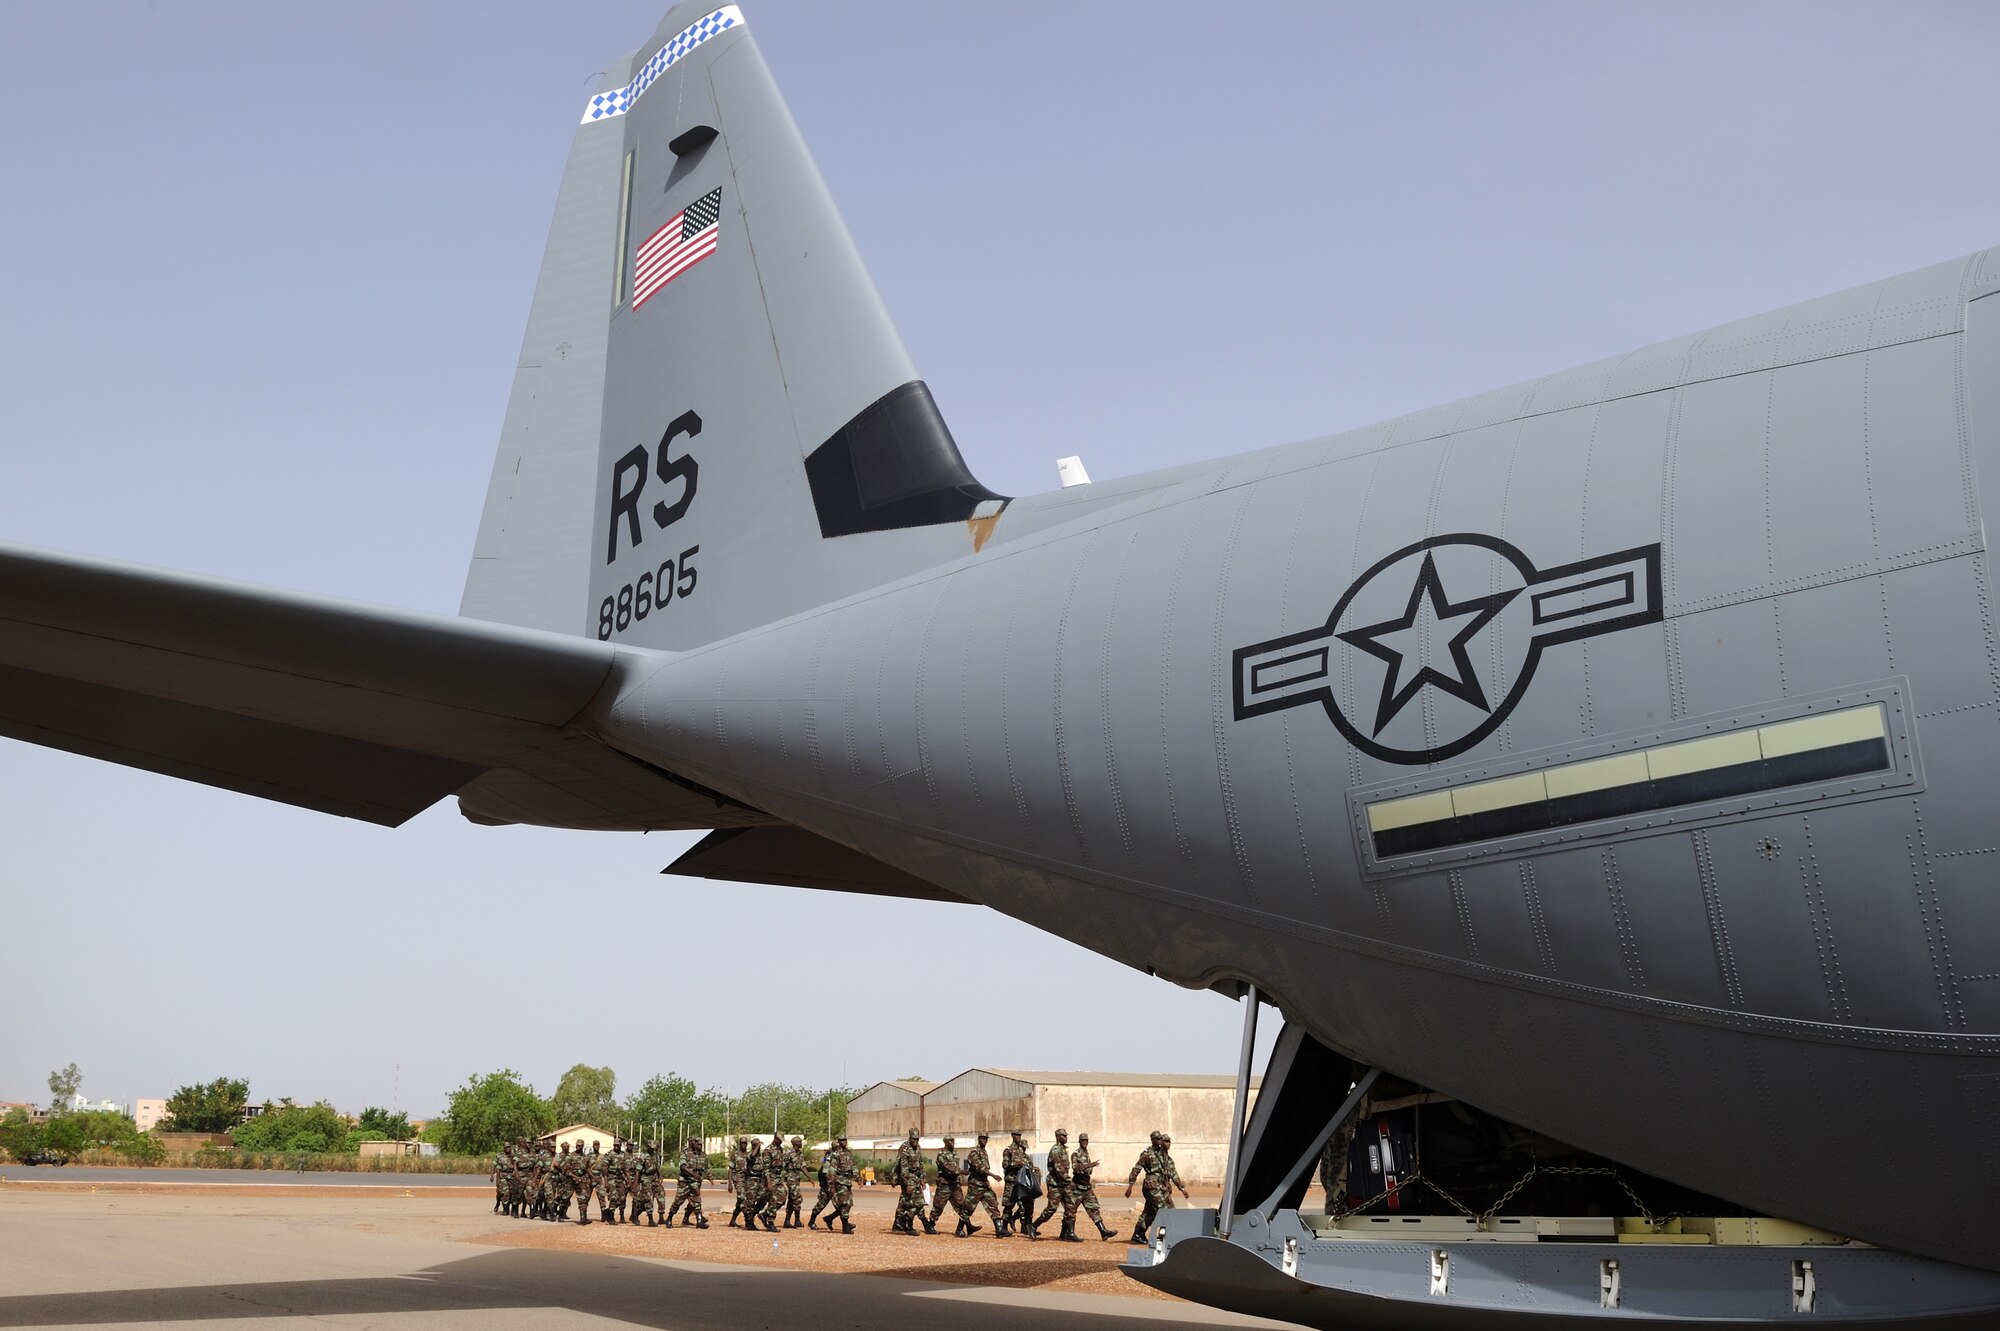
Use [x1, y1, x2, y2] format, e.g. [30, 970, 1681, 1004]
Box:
[132, 1099, 167, 1133]
[846, 1069, 1258, 1184]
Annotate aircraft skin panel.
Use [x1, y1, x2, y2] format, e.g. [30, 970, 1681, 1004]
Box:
[595, 243, 2000, 1273]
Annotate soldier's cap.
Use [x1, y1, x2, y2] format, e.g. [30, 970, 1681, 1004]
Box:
[1010, 1129, 1024, 1137]
[943, 1136, 955, 1144]
[835, 1134, 848, 1142]
[1078, 1132, 1090, 1141]
[791, 1135, 802, 1143]
[1055, 1127, 1068, 1136]
[976, 1132, 989, 1140]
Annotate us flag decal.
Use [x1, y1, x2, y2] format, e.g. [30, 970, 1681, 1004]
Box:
[634, 187, 722, 309]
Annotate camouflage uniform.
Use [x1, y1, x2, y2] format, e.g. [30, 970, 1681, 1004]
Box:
[492, 1146, 511, 1214]
[927, 1139, 978, 1235]
[757, 1136, 787, 1228]
[631, 1148, 661, 1225]
[999, 1131, 1031, 1236]
[782, 1136, 807, 1227]
[738, 1140, 775, 1232]
[1034, 1128, 1077, 1235]
[1072, 1134, 1117, 1240]
[531, 1144, 554, 1219]
[596, 1143, 626, 1222]
[550, 1143, 575, 1218]
[1126, 1131, 1188, 1244]
[669, 1140, 709, 1227]
[562, 1143, 596, 1225]
[811, 1137, 856, 1232]
[727, 1137, 749, 1227]
[892, 1129, 933, 1234]
[962, 1134, 1006, 1235]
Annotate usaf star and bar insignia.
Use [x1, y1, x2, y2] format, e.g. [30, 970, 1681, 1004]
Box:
[1233, 534, 1663, 765]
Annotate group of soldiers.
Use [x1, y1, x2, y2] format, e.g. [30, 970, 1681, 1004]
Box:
[490, 1136, 713, 1227]
[886, 1125, 1188, 1245]
[492, 1126, 1190, 1246]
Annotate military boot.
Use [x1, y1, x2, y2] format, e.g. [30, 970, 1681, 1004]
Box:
[966, 1222, 982, 1236]
[1128, 1226, 1147, 1245]
[761, 1213, 778, 1232]
[696, 1215, 709, 1229]
[840, 1217, 855, 1234]
[921, 1215, 937, 1235]
[953, 1218, 967, 1237]
[1095, 1217, 1117, 1241]
[1060, 1219, 1082, 1243]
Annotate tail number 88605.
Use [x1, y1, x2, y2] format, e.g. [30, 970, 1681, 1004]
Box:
[598, 544, 699, 640]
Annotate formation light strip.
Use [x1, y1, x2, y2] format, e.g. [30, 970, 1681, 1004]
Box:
[1367, 704, 1890, 858]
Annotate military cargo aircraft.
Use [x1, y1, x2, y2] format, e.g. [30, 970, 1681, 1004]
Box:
[4, 4, 2000, 1326]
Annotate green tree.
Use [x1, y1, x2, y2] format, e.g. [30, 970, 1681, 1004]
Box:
[46, 1062, 82, 1112]
[161, 1078, 251, 1133]
[550, 1064, 618, 1129]
[440, 1070, 553, 1155]
[232, 1102, 350, 1154]
[0, 1108, 45, 1160]
[42, 1108, 158, 1160]
[622, 1073, 727, 1144]
[356, 1107, 413, 1141]
[728, 1082, 857, 1140]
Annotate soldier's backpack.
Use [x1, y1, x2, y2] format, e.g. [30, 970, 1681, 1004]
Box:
[1016, 1163, 1043, 1199]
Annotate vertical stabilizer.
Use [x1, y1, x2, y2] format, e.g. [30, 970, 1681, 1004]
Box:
[463, 4, 1004, 649]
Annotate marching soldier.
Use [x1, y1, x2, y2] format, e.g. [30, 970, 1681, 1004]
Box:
[739, 1138, 776, 1232]
[892, 1127, 934, 1234]
[562, 1138, 596, 1225]
[962, 1131, 1006, 1236]
[550, 1141, 574, 1220]
[1034, 1126, 1079, 1241]
[1072, 1132, 1118, 1240]
[727, 1136, 749, 1227]
[812, 1133, 857, 1232]
[781, 1134, 806, 1227]
[999, 1129, 1031, 1237]
[927, 1136, 978, 1236]
[758, 1134, 788, 1229]
[491, 1142, 511, 1215]
[631, 1143, 661, 1225]
[1125, 1130, 1190, 1244]
[668, 1137, 710, 1228]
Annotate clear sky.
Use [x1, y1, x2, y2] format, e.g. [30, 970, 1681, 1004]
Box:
[4, 1, 1999, 1119]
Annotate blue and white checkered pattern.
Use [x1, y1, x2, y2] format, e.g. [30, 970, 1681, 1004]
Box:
[581, 6, 744, 124]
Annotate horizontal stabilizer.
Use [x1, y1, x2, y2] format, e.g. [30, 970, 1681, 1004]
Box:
[665, 825, 972, 903]
[0, 543, 677, 827]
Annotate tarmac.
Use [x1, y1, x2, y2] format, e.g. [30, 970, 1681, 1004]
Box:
[0, 1185, 1293, 1330]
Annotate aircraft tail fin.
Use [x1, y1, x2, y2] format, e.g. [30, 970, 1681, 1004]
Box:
[461, 4, 1004, 651]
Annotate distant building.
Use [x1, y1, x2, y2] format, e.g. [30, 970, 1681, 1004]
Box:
[846, 1069, 1260, 1185]
[841, 1080, 937, 1139]
[358, 1140, 438, 1159]
[539, 1124, 618, 1154]
[67, 1095, 124, 1115]
[132, 1099, 168, 1133]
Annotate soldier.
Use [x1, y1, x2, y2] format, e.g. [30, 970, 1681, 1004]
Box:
[530, 1139, 554, 1220]
[891, 1127, 934, 1234]
[651, 1144, 671, 1222]
[812, 1133, 857, 1232]
[727, 1135, 749, 1227]
[631, 1143, 661, 1226]
[927, 1136, 979, 1236]
[999, 1129, 1031, 1237]
[962, 1131, 1006, 1237]
[562, 1138, 596, 1225]
[506, 1139, 529, 1218]
[1071, 1132, 1118, 1240]
[668, 1136, 710, 1227]
[491, 1142, 510, 1215]
[549, 1141, 574, 1221]
[756, 1134, 787, 1229]
[782, 1135, 807, 1228]
[1034, 1126, 1079, 1241]
[1125, 1130, 1189, 1244]
[738, 1138, 774, 1232]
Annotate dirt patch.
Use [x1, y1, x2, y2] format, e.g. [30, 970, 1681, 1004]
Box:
[470, 1214, 1176, 1301]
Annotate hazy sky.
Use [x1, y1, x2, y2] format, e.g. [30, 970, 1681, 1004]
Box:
[4, 1, 1999, 1119]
